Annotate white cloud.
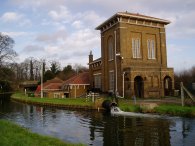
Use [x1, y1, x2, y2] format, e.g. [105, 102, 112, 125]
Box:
[1, 12, 23, 22]
[2, 31, 28, 37]
[35, 29, 67, 44]
[72, 20, 83, 29]
[1, 11, 32, 27]
[9, 0, 65, 10]
[22, 45, 44, 53]
[48, 6, 72, 22]
[5, 0, 195, 70]
[76, 11, 106, 28]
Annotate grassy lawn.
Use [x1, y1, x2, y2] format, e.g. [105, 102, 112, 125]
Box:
[154, 104, 195, 117]
[0, 119, 84, 146]
[118, 99, 142, 112]
[12, 92, 93, 107]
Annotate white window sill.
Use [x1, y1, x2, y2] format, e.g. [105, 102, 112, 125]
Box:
[108, 59, 114, 61]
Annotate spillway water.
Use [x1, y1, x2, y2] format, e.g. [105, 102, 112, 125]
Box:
[110, 106, 162, 118]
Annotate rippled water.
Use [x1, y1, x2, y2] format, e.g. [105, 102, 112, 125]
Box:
[1, 100, 195, 146]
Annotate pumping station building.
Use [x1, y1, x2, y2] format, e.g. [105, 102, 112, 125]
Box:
[89, 12, 174, 98]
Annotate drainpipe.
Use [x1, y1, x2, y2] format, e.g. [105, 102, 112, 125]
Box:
[114, 30, 118, 97]
[123, 72, 125, 98]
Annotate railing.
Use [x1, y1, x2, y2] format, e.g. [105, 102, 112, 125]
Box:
[86, 92, 100, 102]
[181, 82, 195, 106]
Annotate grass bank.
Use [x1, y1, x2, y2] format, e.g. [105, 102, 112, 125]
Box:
[154, 104, 195, 117]
[0, 119, 84, 146]
[118, 100, 142, 112]
[12, 93, 195, 117]
[12, 92, 94, 109]
[118, 99, 195, 117]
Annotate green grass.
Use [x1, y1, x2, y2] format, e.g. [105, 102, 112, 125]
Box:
[118, 99, 142, 112]
[0, 119, 84, 146]
[154, 104, 195, 117]
[118, 98, 195, 117]
[12, 92, 93, 107]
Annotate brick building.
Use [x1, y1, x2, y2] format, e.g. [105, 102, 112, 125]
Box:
[62, 72, 90, 98]
[89, 12, 174, 98]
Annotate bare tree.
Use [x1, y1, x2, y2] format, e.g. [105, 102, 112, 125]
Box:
[0, 33, 17, 65]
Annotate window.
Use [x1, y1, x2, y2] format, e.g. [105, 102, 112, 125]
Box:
[94, 74, 101, 89]
[132, 38, 141, 58]
[109, 71, 114, 91]
[108, 37, 114, 60]
[54, 93, 60, 98]
[147, 39, 156, 59]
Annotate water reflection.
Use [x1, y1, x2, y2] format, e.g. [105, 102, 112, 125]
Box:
[0, 100, 195, 146]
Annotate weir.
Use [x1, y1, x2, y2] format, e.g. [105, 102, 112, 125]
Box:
[102, 100, 162, 118]
[110, 106, 162, 118]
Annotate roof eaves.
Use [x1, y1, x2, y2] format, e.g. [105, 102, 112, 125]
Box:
[96, 12, 170, 30]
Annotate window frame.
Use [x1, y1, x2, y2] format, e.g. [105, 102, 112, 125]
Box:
[132, 38, 141, 59]
[109, 70, 114, 92]
[108, 37, 114, 61]
[147, 39, 156, 59]
[94, 74, 101, 89]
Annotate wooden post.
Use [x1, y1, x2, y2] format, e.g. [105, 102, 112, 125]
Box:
[92, 93, 94, 103]
[181, 82, 184, 106]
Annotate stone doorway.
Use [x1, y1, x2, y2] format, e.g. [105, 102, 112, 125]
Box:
[134, 76, 144, 98]
[164, 76, 172, 96]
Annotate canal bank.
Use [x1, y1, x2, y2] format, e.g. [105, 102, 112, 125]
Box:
[11, 93, 105, 111]
[0, 119, 84, 146]
[1, 99, 195, 146]
[11, 93, 195, 117]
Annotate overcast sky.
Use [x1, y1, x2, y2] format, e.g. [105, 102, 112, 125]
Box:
[1, 0, 195, 72]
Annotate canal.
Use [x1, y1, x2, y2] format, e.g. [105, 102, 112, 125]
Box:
[0, 100, 195, 146]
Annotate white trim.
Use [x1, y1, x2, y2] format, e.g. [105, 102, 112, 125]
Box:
[100, 22, 119, 33]
[93, 73, 102, 76]
[108, 59, 114, 61]
[88, 60, 101, 65]
[42, 89, 61, 91]
[68, 84, 90, 86]
[122, 21, 164, 28]
[117, 27, 127, 29]
[116, 12, 170, 24]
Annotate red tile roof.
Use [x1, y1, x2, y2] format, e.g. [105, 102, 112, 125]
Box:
[35, 77, 63, 94]
[63, 72, 90, 85]
[44, 83, 62, 90]
[46, 77, 63, 84]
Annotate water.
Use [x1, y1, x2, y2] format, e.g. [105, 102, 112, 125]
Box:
[1, 100, 195, 146]
[111, 106, 162, 118]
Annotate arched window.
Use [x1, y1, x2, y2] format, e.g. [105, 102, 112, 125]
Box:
[108, 37, 114, 60]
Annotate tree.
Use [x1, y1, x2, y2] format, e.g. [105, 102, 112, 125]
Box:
[30, 59, 34, 80]
[0, 66, 15, 81]
[63, 65, 73, 73]
[57, 65, 75, 80]
[0, 33, 17, 65]
[43, 70, 54, 82]
[73, 64, 88, 73]
[50, 60, 61, 75]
